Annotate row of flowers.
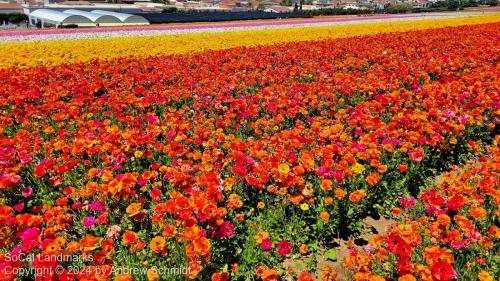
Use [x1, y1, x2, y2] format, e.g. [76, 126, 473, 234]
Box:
[0, 22, 499, 280]
[0, 14, 499, 68]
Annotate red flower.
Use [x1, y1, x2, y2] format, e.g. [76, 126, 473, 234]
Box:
[446, 195, 465, 212]
[431, 262, 455, 281]
[397, 257, 413, 276]
[395, 240, 412, 257]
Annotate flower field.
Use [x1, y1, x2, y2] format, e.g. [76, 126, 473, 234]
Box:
[0, 15, 499, 281]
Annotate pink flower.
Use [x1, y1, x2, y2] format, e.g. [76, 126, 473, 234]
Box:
[400, 197, 416, 209]
[276, 240, 292, 256]
[408, 147, 424, 163]
[450, 240, 464, 250]
[470, 231, 481, 242]
[261, 239, 273, 251]
[106, 225, 121, 239]
[22, 186, 33, 197]
[476, 256, 486, 266]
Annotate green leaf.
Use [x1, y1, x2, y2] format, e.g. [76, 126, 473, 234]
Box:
[324, 249, 337, 261]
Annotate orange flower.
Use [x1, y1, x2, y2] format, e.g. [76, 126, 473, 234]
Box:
[254, 231, 270, 244]
[126, 203, 142, 216]
[227, 193, 243, 210]
[115, 274, 133, 281]
[366, 172, 380, 187]
[377, 165, 388, 174]
[398, 164, 408, 173]
[211, 272, 229, 281]
[231, 263, 239, 273]
[488, 225, 500, 239]
[297, 272, 315, 281]
[320, 179, 332, 191]
[299, 244, 309, 255]
[122, 231, 138, 246]
[334, 188, 346, 200]
[320, 265, 338, 281]
[79, 235, 101, 252]
[261, 268, 279, 281]
[194, 237, 211, 256]
[398, 274, 416, 281]
[349, 189, 366, 204]
[325, 196, 334, 205]
[320, 211, 330, 221]
[436, 214, 451, 227]
[391, 207, 402, 216]
[162, 224, 177, 238]
[469, 207, 486, 219]
[149, 236, 167, 255]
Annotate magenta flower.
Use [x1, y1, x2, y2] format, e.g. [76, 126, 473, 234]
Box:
[212, 221, 235, 239]
[276, 240, 292, 256]
[13, 203, 24, 212]
[19, 227, 41, 242]
[83, 216, 96, 228]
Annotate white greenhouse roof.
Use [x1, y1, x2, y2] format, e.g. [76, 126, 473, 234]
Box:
[64, 9, 123, 26]
[91, 10, 149, 25]
[28, 9, 149, 27]
[30, 9, 94, 26]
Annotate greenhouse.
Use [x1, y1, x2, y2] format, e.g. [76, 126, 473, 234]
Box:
[91, 10, 149, 26]
[63, 9, 123, 27]
[28, 9, 94, 28]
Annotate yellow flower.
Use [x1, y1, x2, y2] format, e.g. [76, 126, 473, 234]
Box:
[351, 163, 365, 175]
[126, 203, 142, 217]
[278, 163, 290, 175]
[257, 202, 265, 209]
[300, 203, 309, 211]
[146, 268, 160, 281]
[134, 150, 143, 158]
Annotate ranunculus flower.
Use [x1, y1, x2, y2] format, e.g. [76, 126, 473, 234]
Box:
[212, 221, 235, 240]
[276, 240, 291, 256]
[261, 239, 273, 251]
[431, 261, 454, 281]
[22, 186, 33, 197]
[400, 197, 416, 209]
[408, 147, 424, 163]
[83, 216, 96, 228]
